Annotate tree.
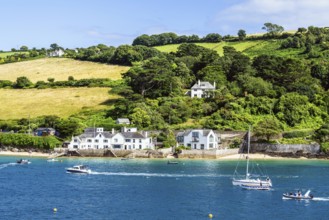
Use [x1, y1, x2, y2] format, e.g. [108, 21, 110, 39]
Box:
[262, 22, 284, 36]
[203, 33, 222, 42]
[50, 43, 59, 50]
[20, 46, 28, 51]
[130, 107, 151, 128]
[237, 29, 246, 41]
[14, 76, 33, 88]
[253, 118, 282, 141]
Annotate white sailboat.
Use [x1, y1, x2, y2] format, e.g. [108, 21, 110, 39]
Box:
[232, 126, 272, 189]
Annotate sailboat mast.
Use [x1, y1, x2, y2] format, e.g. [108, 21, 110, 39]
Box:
[246, 126, 250, 179]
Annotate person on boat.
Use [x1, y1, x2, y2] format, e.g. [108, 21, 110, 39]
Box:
[298, 191, 301, 197]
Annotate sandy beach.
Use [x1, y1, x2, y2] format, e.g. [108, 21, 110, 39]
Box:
[0, 150, 311, 160]
[218, 153, 309, 160]
[0, 151, 51, 158]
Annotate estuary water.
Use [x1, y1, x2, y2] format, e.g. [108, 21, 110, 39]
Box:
[0, 156, 329, 220]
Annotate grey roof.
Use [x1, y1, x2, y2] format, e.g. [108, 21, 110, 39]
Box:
[116, 118, 130, 123]
[191, 81, 215, 89]
[176, 129, 213, 137]
[78, 131, 114, 139]
[35, 127, 55, 131]
[121, 132, 145, 139]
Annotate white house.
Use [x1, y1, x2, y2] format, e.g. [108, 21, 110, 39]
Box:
[190, 80, 216, 98]
[68, 127, 154, 150]
[116, 118, 130, 125]
[176, 129, 219, 150]
[48, 49, 65, 57]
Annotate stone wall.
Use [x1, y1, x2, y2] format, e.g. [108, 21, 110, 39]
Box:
[249, 143, 320, 157]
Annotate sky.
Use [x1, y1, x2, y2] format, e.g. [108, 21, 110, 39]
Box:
[2, 0, 329, 51]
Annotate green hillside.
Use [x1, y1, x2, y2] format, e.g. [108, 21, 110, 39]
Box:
[154, 39, 311, 59]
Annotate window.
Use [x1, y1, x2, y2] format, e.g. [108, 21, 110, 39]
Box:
[139, 139, 142, 143]
[209, 135, 214, 142]
[114, 139, 118, 143]
[87, 139, 92, 143]
[73, 145, 78, 148]
[139, 145, 142, 149]
[103, 139, 108, 143]
[133, 139, 135, 143]
[104, 145, 108, 148]
[201, 144, 204, 149]
[192, 132, 199, 137]
[95, 139, 99, 143]
[126, 139, 131, 142]
[74, 139, 78, 142]
[209, 143, 214, 148]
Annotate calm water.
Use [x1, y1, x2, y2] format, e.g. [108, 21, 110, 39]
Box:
[1, 156, 329, 220]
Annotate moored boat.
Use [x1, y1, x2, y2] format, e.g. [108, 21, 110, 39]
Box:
[282, 190, 313, 200]
[66, 165, 91, 174]
[241, 183, 271, 190]
[232, 126, 272, 188]
[167, 161, 178, 164]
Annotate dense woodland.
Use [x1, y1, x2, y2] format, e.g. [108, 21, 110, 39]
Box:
[0, 24, 329, 151]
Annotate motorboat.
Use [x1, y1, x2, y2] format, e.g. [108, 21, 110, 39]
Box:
[167, 161, 178, 164]
[282, 190, 313, 200]
[66, 165, 91, 174]
[17, 159, 31, 164]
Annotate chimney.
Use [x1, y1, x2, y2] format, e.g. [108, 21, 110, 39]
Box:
[144, 131, 148, 138]
[198, 80, 200, 85]
[213, 81, 216, 88]
[111, 128, 115, 134]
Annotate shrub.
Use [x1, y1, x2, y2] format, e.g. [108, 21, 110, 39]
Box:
[283, 130, 314, 139]
[320, 142, 329, 153]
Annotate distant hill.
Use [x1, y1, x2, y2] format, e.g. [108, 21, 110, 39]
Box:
[0, 58, 130, 83]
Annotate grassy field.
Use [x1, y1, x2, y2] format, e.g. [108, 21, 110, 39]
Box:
[0, 51, 29, 58]
[155, 40, 267, 56]
[0, 88, 119, 119]
[0, 58, 130, 83]
[154, 39, 310, 58]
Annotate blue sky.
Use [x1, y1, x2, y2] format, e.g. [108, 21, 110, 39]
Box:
[2, 0, 329, 51]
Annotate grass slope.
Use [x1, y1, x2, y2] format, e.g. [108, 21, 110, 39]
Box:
[154, 39, 308, 58]
[0, 58, 130, 83]
[0, 88, 119, 119]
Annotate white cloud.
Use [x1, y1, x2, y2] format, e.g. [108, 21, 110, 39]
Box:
[213, 0, 329, 34]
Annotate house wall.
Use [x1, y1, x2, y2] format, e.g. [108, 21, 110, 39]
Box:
[179, 130, 218, 150]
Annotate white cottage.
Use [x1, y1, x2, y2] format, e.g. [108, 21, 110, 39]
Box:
[68, 127, 154, 150]
[48, 49, 65, 57]
[190, 80, 216, 98]
[176, 129, 219, 150]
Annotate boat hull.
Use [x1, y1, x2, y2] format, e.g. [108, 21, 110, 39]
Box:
[66, 169, 91, 174]
[232, 179, 272, 187]
[282, 194, 313, 200]
[241, 184, 271, 190]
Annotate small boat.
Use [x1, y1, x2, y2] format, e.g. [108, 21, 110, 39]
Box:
[17, 159, 31, 164]
[241, 184, 271, 190]
[66, 165, 91, 174]
[121, 157, 133, 160]
[167, 161, 178, 164]
[47, 158, 59, 162]
[282, 190, 313, 200]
